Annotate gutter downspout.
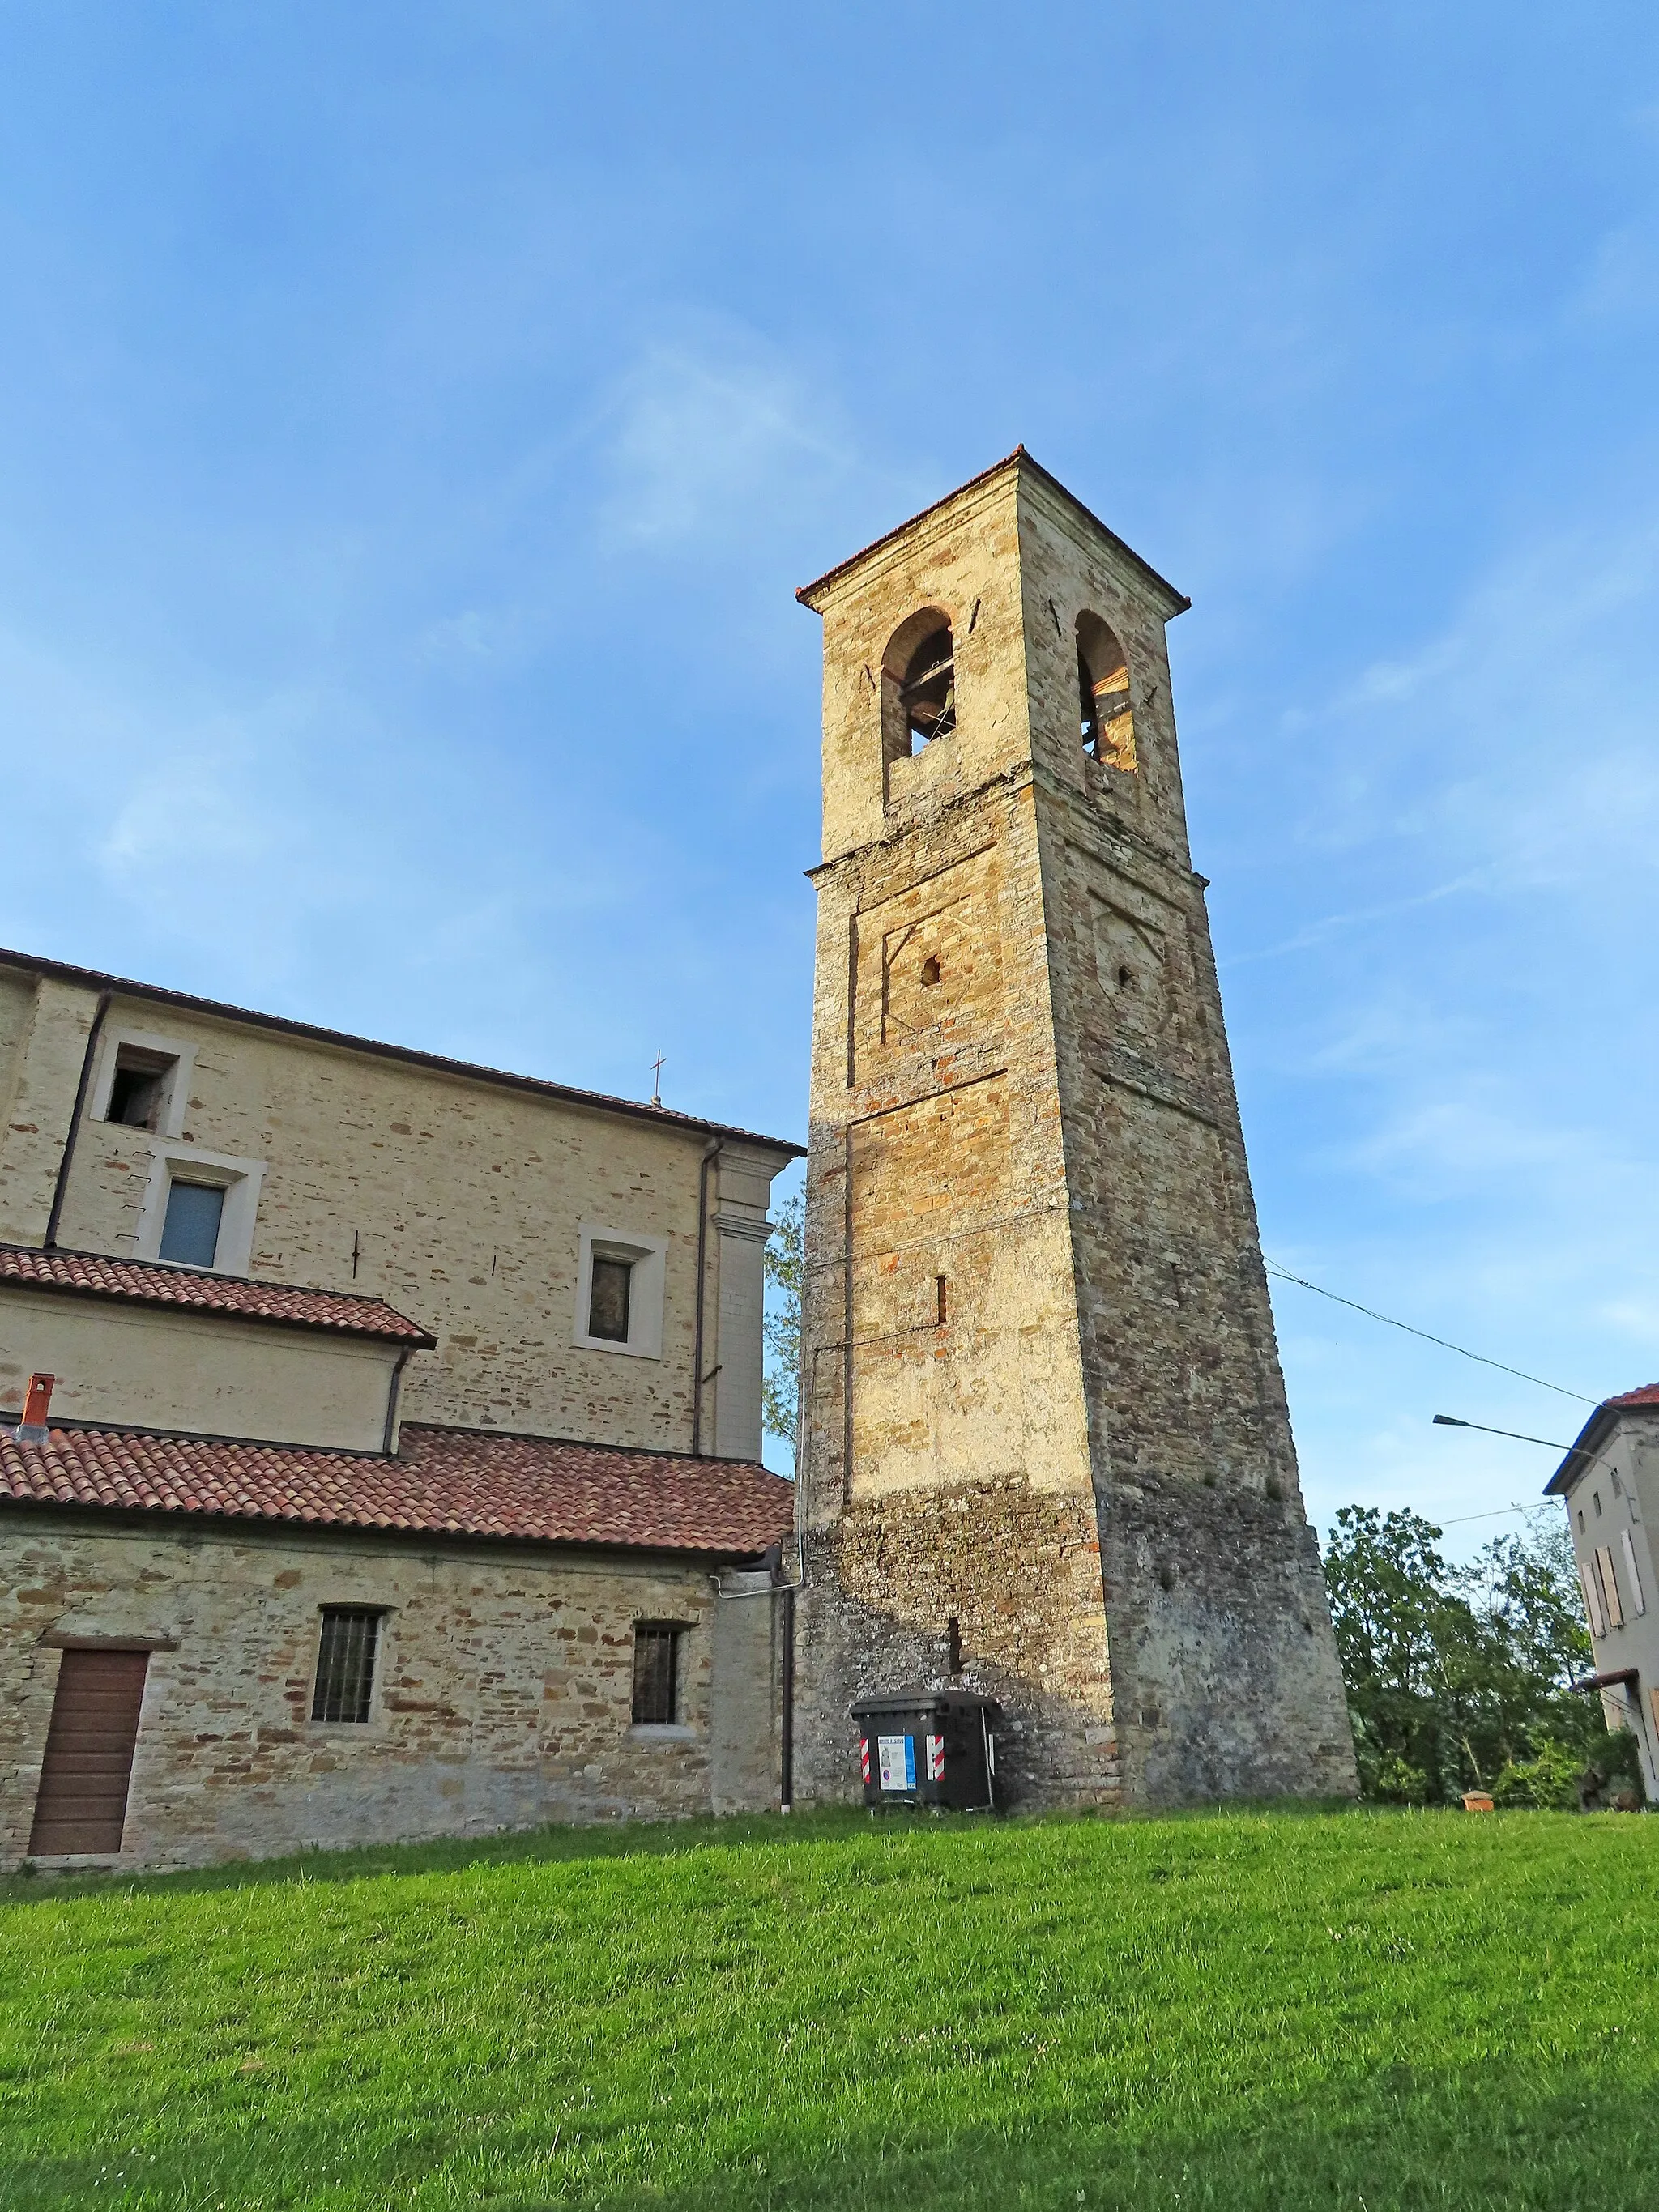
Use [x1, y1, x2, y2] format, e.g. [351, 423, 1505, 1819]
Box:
[382, 1346, 414, 1455]
[43, 989, 112, 1251]
[690, 1137, 723, 1457]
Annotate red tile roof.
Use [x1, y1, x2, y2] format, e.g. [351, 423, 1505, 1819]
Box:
[1602, 1384, 1659, 1411]
[0, 1243, 435, 1347]
[0, 1420, 793, 1558]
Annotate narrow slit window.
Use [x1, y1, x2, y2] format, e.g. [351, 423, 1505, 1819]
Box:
[311, 1608, 382, 1724]
[632, 1624, 682, 1725]
[159, 1179, 225, 1268]
[947, 1616, 962, 1676]
[587, 1255, 633, 1344]
[936, 1274, 948, 1325]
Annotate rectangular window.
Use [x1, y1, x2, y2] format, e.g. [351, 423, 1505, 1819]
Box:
[159, 1179, 225, 1268]
[1623, 1528, 1647, 1616]
[631, 1624, 682, 1726]
[587, 1254, 633, 1344]
[103, 1047, 177, 1132]
[311, 1608, 382, 1724]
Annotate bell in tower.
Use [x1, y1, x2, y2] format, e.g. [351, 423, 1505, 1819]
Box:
[791, 449, 1356, 1809]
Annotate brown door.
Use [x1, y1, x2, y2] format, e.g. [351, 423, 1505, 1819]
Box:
[28, 1648, 150, 1856]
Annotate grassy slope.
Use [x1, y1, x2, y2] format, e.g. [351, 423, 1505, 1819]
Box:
[1, 1806, 1656, 2212]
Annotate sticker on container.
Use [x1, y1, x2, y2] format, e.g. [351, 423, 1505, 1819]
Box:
[878, 1734, 916, 1791]
[859, 1738, 870, 1784]
[926, 1734, 945, 1781]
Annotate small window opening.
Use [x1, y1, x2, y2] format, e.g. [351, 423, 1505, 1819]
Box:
[1116, 964, 1133, 990]
[104, 1047, 176, 1132]
[1077, 612, 1136, 772]
[632, 1624, 682, 1725]
[1595, 1491, 1604, 1517]
[159, 1179, 225, 1268]
[1613, 1473, 1623, 1496]
[947, 1616, 962, 1676]
[920, 955, 940, 987]
[311, 1607, 382, 1724]
[936, 1274, 948, 1325]
[587, 1254, 633, 1344]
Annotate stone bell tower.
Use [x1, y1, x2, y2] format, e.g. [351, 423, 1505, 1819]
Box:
[791, 450, 1355, 1809]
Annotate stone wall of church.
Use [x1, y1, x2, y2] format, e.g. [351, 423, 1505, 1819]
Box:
[0, 967, 790, 1460]
[793, 456, 1357, 1811]
[0, 1513, 784, 1872]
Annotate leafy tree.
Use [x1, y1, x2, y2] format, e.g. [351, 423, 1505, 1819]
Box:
[1324, 1503, 1625, 1805]
[761, 1185, 804, 1451]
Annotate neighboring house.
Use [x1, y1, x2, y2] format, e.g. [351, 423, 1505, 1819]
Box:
[1546, 1384, 1659, 1801]
[0, 949, 798, 1871]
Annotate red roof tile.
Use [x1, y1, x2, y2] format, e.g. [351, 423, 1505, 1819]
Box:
[0, 1420, 793, 1557]
[1602, 1384, 1659, 1411]
[0, 1243, 435, 1346]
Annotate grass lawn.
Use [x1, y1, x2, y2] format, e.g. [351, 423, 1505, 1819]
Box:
[2, 1805, 1656, 2210]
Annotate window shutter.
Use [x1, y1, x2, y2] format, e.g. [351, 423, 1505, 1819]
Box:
[1595, 1545, 1625, 1630]
[1622, 1528, 1647, 1617]
[1581, 1560, 1609, 1639]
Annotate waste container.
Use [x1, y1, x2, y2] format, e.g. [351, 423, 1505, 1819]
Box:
[851, 1690, 1003, 1811]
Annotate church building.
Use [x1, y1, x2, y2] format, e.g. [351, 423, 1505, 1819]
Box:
[0, 949, 798, 1869]
[2, 450, 1357, 1873]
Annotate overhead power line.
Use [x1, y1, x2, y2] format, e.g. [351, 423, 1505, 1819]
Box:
[1261, 1259, 1598, 1406]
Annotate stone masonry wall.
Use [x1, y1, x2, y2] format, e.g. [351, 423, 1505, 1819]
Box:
[0, 1513, 783, 1871]
[794, 455, 1356, 1809]
[0, 974, 791, 1460]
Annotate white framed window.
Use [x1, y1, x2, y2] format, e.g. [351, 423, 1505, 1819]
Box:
[573, 1222, 667, 1359]
[89, 1027, 197, 1140]
[134, 1145, 266, 1276]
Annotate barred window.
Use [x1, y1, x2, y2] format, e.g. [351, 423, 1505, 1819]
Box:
[631, 1624, 683, 1726]
[311, 1608, 383, 1724]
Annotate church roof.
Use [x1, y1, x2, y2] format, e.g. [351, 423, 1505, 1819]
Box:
[0, 1242, 437, 1345]
[0, 1419, 794, 1558]
[0, 947, 803, 1161]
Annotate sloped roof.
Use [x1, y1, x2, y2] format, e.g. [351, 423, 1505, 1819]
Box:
[0, 1419, 793, 1558]
[1545, 1383, 1659, 1494]
[0, 945, 802, 1158]
[0, 1243, 435, 1347]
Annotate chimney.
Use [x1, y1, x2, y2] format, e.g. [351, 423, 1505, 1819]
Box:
[16, 1372, 55, 1444]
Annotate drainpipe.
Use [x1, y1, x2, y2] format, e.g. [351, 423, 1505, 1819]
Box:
[43, 990, 112, 1252]
[381, 1346, 413, 1455]
[690, 1137, 723, 1457]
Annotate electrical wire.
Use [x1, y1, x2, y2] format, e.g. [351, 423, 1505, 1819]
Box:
[1262, 1259, 1597, 1404]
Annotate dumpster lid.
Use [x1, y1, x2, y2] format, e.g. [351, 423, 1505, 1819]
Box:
[851, 1690, 1002, 1720]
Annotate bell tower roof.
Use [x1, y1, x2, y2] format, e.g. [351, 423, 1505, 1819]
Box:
[795, 445, 1191, 620]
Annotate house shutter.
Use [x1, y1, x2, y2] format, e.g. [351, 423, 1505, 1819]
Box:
[1581, 1561, 1609, 1639]
[1596, 1545, 1625, 1630]
[28, 1649, 150, 1856]
[1622, 1528, 1646, 1617]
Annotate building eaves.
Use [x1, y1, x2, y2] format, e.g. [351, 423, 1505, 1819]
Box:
[0, 1242, 436, 1347]
[1544, 1383, 1659, 1494]
[795, 446, 1191, 616]
[0, 1418, 795, 1558]
[0, 946, 803, 1161]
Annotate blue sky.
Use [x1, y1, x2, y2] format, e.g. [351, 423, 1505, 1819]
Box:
[1, 4, 1656, 1528]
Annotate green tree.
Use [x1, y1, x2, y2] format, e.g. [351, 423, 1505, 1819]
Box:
[1324, 1503, 1616, 1805]
[761, 1185, 804, 1451]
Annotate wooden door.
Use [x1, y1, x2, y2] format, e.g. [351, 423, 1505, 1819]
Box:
[28, 1649, 149, 1856]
